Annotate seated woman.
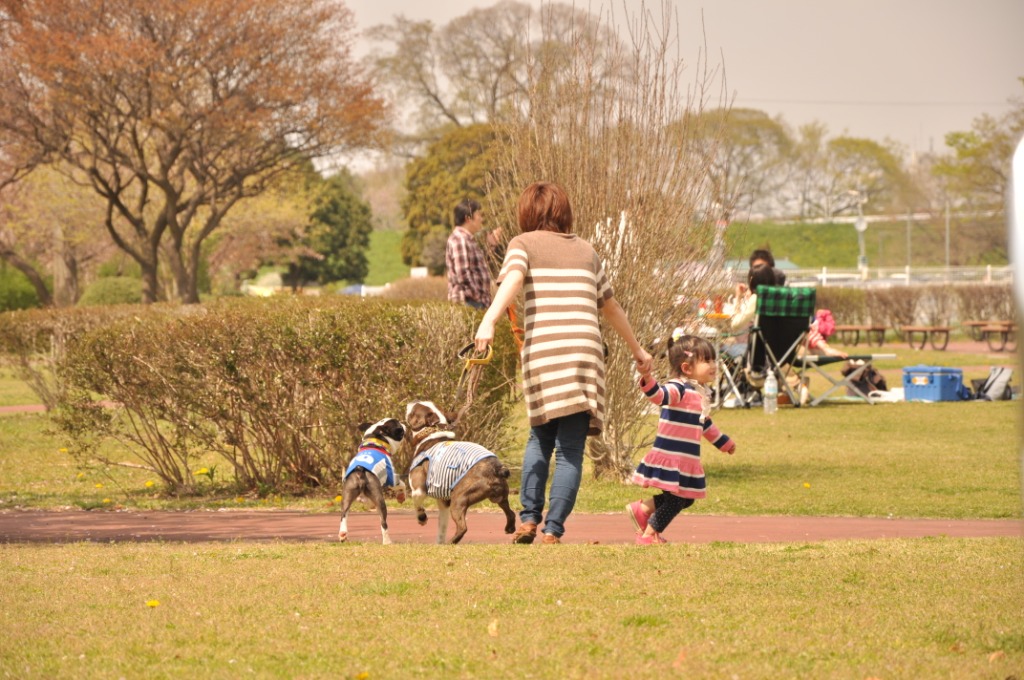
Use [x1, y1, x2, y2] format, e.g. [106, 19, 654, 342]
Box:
[721, 264, 777, 358]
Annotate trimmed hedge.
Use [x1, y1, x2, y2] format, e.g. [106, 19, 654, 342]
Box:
[55, 297, 519, 495]
[0, 303, 165, 410]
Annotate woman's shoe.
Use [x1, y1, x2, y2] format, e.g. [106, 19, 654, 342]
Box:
[541, 533, 560, 544]
[512, 522, 537, 544]
[625, 500, 649, 533]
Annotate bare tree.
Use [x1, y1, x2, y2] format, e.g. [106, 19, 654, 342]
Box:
[0, 0, 384, 303]
[366, 0, 628, 137]
[490, 1, 728, 478]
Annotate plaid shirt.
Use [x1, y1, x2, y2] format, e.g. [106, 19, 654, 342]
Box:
[446, 226, 492, 306]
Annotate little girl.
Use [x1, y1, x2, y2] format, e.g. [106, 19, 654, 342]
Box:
[627, 334, 737, 545]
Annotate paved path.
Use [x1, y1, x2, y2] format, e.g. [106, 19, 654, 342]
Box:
[0, 510, 1019, 545]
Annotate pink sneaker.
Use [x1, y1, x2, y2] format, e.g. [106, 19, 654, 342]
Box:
[625, 501, 649, 533]
[635, 532, 668, 545]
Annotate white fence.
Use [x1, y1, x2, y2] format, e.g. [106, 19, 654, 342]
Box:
[727, 265, 1014, 288]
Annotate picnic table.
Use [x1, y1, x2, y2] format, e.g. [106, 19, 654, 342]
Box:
[901, 325, 951, 351]
[979, 321, 1017, 352]
[834, 324, 886, 347]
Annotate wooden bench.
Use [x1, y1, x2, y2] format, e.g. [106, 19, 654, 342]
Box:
[901, 326, 951, 350]
[980, 321, 1017, 352]
[962, 320, 990, 341]
[833, 324, 886, 347]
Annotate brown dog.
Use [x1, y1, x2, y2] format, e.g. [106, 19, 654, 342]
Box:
[405, 401, 516, 544]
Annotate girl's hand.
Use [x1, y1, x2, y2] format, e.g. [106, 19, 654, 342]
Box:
[634, 349, 653, 376]
[728, 443, 737, 455]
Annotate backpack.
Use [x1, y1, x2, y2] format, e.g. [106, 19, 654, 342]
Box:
[971, 367, 1013, 401]
[841, 361, 888, 396]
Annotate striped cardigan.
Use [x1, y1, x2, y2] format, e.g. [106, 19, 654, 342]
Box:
[498, 231, 613, 435]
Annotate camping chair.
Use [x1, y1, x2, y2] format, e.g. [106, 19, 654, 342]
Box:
[796, 354, 896, 405]
[744, 285, 816, 407]
[711, 337, 752, 408]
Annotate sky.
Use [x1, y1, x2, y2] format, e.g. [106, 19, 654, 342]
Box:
[344, 0, 1024, 156]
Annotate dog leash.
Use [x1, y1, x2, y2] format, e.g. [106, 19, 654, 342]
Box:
[506, 305, 524, 351]
[454, 342, 492, 423]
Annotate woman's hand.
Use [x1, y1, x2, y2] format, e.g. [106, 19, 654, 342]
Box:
[475, 319, 496, 353]
[634, 349, 653, 376]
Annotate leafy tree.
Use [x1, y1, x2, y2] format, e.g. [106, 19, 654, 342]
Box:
[933, 78, 1024, 211]
[0, 0, 383, 303]
[205, 168, 315, 293]
[0, 264, 39, 311]
[687, 108, 792, 221]
[781, 121, 831, 219]
[400, 124, 502, 267]
[823, 136, 909, 216]
[282, 172, 374, 289]
[0, 165, 115, 306]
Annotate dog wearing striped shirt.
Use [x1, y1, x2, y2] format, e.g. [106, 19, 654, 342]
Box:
[405, 401, 516, 544]
[338, 418, 407, 545]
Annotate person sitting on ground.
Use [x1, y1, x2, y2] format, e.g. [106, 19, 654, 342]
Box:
[804, 309, 847, 359]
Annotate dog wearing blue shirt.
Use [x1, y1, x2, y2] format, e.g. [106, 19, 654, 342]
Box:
[405, 401, 516, 544]
[338, 418, 407, 545]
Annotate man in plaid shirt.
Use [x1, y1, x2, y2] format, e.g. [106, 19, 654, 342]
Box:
[446, 200, 493, 309]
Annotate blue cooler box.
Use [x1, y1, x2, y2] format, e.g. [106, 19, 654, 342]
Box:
[902, 365, 963, 401]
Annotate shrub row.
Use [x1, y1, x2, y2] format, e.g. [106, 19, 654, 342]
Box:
[0, 303, 170, 410]
[814, 283, 1014, 332]
[15, 297, 519, 495]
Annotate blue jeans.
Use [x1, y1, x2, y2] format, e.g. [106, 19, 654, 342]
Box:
[519, 411, 589, 538]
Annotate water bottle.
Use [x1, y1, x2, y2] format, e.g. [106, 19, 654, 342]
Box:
[763, 371, 778, 415]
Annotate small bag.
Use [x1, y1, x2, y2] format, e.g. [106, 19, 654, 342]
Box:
[971, 367, 1013, 401]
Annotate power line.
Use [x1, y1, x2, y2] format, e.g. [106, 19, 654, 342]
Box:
[735, 98, 1012, 108]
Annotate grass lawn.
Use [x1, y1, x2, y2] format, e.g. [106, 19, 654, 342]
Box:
[0, 366, 39, 407]
[1, 539, 1021, 678]
[1, 346, 1022, 678]
[365, 229, 407, 286]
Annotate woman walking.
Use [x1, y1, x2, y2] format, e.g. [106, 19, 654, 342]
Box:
[474, 182, 652, 544]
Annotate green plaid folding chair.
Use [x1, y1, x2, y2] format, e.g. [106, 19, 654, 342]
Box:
[744, 286, 816, 406]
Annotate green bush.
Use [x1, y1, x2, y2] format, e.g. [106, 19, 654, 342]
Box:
[0, 267, 40, 311]
[77, 277, 143, 306]
[58, 297, 520, 495]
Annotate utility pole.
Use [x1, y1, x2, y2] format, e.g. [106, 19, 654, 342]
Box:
[944, 198, 951, 271]
[906, 209, 912, 270]
[850, 189, 868, 279]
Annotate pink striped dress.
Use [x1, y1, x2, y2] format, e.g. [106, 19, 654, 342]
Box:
[631, 377, 735, 499]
